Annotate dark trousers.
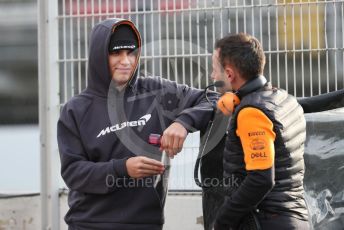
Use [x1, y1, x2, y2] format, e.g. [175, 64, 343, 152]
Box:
[257, 213, 310, 230]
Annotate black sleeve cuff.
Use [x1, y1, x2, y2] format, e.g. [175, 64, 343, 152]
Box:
[174, 114, 196, 132]
[112, 157, 130, 177]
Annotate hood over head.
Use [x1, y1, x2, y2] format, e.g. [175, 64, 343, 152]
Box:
[85, 18, 141, 97]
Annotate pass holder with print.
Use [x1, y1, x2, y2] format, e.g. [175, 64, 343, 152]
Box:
[148, 134, 170, 188]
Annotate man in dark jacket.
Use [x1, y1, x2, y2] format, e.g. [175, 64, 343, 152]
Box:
[57, 18, 216, 230]
[212, 33, 310, 230]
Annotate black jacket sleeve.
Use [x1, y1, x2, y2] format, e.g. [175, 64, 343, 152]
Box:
[214, 169, 275, 229]
[57, 104, 129, 194]
[297, 89, 344, 113]
[159, 79, 218, 132]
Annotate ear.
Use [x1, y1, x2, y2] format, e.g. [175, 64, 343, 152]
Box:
[224, 65, 235, 83]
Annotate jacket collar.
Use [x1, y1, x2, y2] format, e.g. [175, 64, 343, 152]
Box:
[236, 75, 268, 99]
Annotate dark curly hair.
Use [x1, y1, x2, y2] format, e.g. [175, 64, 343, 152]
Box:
[215, 33, 265, 80]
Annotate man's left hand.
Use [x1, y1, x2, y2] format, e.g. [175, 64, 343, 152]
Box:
[160, 122, 187, 158]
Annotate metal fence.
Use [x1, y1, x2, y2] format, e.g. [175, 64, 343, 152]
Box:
[58, 0, 344, 102]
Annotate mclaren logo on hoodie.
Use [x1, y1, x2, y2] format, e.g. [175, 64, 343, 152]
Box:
[97, 114, 152, 138]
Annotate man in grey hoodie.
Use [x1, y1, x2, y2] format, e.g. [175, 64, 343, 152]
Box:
[57, 18, 217, 230]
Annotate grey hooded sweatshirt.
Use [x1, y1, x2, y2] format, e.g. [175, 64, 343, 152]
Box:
[57, 18, 216, 230]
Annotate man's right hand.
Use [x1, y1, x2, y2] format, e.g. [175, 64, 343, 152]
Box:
[126, 156, 165, 178]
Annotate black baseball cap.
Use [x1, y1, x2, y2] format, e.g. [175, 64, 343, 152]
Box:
[108, 24, 138, 52]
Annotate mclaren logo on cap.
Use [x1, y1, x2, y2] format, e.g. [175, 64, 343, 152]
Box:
[112, 45, 136, 50]
[97, 114, 151, 138]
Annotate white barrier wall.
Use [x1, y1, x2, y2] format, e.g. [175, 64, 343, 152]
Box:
[0, 193, 203, 230]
